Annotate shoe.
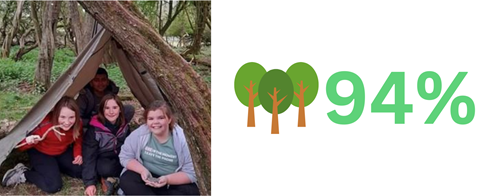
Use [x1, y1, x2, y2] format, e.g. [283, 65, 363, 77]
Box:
[2, 163, 28, 187]
[100, 177, 108, 194]
[102, 177, 118, 195]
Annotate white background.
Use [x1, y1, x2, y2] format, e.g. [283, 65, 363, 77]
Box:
[213, 1, 497, 195]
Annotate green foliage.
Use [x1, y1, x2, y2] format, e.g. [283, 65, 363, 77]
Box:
[258, 69, 294, 114]
[0, 48, 75, 92]
[286, 62, 319, 106]
[135, 1, 159, 28]
[0, 92, 41, 120]
[166, 8, 194, 36]
[105, 64, 129, 92]
[0, 57, 35, 91]
[51, 48, 76, 82]
[16, 48, 39, 64]
[234, 62, 266, 107]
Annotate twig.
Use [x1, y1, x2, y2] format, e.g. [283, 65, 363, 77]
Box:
[15, 125, 66, 149]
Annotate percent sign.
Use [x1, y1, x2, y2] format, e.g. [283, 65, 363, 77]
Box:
[326, 71, 474, 125]
[417, 71, 475, 124]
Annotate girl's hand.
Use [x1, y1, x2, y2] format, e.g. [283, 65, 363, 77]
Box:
[140, 170, 152, 183]
[72, 155, 83, 165]
[155, 175, 169, 187]
[146, 175, 169, 188]
[84, 185, 96, 196]
[26, 135, 41, 145]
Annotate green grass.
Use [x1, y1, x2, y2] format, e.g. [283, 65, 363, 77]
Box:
[0, 47, 76, 92]
[0, 92, 41, 120]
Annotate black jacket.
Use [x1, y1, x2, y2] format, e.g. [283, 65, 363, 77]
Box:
[81, 116, 129, 187]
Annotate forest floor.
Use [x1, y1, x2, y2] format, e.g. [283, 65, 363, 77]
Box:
[0, 46, 210, 195]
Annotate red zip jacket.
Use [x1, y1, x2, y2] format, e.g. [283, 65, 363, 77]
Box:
[17, 113, 83, 157]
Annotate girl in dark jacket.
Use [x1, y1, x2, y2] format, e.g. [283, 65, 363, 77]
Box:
[82, 94, 130, 196]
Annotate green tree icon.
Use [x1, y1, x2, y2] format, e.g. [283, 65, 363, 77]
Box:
[259, 69, 294, 134]
[234, 62, 267, 127]
[286, 62, 319, 127]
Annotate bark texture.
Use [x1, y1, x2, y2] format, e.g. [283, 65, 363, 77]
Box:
[184, 1, 210, 55]
[35, 1, 61, 91]
[78, 1, 211, 195]
[1, 0, 24, 58]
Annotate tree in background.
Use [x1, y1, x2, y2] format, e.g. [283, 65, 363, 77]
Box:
[1, 0, 24, 58]
[16, 1, 42, 61]
[0, 2, 15, 45]
[234, 62, 266, 127]
[158, 0, 187, 36]
[286, 62, 319, 127]
[35, 1, 61, 91]
[259, 69, 294, 134]
[184, 1, 209, 55]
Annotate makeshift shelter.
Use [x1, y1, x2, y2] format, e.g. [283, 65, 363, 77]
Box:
[0, 24, 167, 166]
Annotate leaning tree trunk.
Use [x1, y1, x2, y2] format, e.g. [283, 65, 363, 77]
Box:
[78, 1, 211, 195]
[81, 12, 95, 48]
[35, 1, 61, 91]
[1, 2, 16, 44]
[14, 27, 37, 61]
[31, 1, 42, 46]
[1, 0, 24, 58]
[184, 1, 210, 56]
[67, 1, 94, 54]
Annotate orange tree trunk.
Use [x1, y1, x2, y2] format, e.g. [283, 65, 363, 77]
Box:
[248, 97, 255, 127]
[78, 1, 211, 195]
[298, 96, 305, 127]
[271, 102, 279, 134]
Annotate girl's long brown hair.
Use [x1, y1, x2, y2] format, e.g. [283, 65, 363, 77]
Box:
[97, 94, 125, 126]
[51, 96, 81, 140]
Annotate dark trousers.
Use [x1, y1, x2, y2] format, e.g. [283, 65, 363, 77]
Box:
[97, 153, 122, 178]
[24, 147, 82, 193]
[120, 170, 200, 195]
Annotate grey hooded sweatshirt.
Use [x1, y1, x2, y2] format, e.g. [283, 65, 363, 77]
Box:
[119, 124, 197, 183]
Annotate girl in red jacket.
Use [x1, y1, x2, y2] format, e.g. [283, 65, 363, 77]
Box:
[1, 96, 84, 193]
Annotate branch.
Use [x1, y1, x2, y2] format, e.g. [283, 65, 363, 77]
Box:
[253, 92, 258, 97]
[250, 80, 256, 88]
[267, 92, 275, 100]
[297, 80, 303, 88]
[294, 91, 299, 97]
[244, 85, 249, 92]
[276, 95, 287, 106]
[303, 85, 309, 93]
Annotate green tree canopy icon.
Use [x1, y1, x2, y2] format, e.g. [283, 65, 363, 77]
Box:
[234, 62, 267, 127]
[286, 62, 319, 127]
[259, 69, 294, 134]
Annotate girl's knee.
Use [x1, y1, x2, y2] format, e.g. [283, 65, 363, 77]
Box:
[43, 183, 62, 194]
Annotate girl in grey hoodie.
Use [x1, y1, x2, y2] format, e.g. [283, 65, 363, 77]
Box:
[119, 100, 199, 195]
